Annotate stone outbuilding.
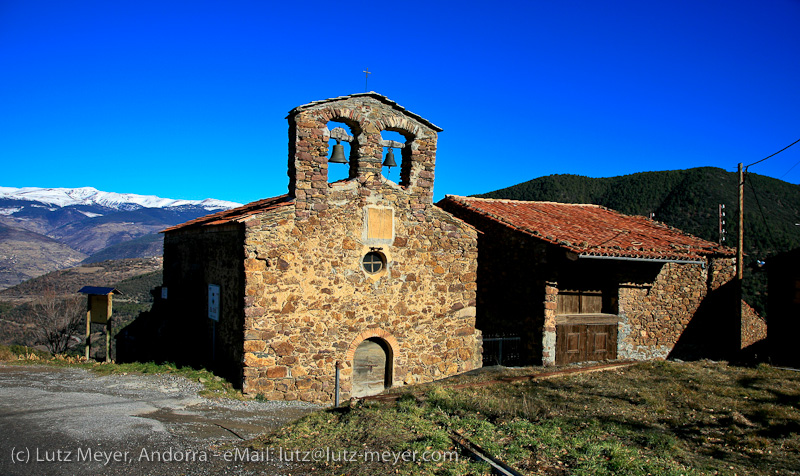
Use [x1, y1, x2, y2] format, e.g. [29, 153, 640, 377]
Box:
[438, 196, 765, 365]
[767, 248, 800, 367]
[149, 93, 481, 403]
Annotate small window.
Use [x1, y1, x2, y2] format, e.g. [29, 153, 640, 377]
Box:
[362, 252, 385, 274]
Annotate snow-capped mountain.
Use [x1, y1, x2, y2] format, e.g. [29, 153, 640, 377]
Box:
[0, 186, 243, 289]
[0, 186, 241, 212]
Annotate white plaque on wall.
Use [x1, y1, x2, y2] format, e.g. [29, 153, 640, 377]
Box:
[208, 284, 220, 321]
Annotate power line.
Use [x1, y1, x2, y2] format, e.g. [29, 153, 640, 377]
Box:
[744, 173, 776, 250]
[746, 137, 800, 169]
[779, 157, 800, 179]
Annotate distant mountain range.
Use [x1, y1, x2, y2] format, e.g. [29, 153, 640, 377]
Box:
[0, 186, 240, 289]
[0, 186, 238, 210]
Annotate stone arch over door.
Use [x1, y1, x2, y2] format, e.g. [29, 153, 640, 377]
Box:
[346, 329, 399, 398]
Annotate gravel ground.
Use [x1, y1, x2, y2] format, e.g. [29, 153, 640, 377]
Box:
[0, 364, 320, 475]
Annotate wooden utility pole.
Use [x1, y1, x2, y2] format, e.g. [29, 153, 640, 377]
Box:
[737, 163, 744, 281]
[85, 308, 91, 359]
[106, 305, 112, 362]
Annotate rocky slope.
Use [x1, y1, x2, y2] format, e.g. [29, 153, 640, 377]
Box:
[0, 223, 87, 289]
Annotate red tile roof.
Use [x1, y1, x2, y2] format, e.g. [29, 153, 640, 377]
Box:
[162, 195, 292, 232]
[439, 195, 733, 261]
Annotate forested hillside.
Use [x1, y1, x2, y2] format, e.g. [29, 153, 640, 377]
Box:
[477, 167, 800, 316]
[0, 258, 162, 350]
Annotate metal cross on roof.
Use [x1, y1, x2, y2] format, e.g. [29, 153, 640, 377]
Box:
[363, 68, 371, 92]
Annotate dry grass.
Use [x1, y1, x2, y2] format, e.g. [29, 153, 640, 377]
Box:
[248, 361, 800, 475]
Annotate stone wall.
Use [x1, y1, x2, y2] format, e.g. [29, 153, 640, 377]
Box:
[287, 94, 438, 219]
[741, 301, 766, 348]
[617, 257, 752, 361]
[542, 282, 558, 366]
[239, 95, 481, 403]
[240, 198, 480, 402]
[162, 225, 245, 383]
[436, 199, 550, 365]
[617, 262, 708, 360]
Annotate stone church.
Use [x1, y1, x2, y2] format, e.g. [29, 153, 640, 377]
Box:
[153, 93, 482, 403]
[118, 93, 766, 404]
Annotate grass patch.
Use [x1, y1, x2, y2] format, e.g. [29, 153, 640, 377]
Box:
[248, 361, 800, 475]
[247, 394, 480, 475]
[0, 344, 50, 360]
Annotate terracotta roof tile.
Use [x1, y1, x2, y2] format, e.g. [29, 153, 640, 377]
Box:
[162, 195, 292, 232]
[439, 195, 733, 261]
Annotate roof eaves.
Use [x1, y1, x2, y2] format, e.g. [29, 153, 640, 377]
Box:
[78, 286, 122, 295]
[162, 195, 293, 233]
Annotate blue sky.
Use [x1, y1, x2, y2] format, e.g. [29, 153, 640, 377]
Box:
[2, 0, 799, 205]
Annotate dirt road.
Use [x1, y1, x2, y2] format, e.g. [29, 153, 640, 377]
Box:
[0, 364, 319, 475]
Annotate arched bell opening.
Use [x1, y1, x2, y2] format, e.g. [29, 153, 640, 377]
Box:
[325, 120, 361, 183]
[351, 337, 393, 398]
[380, 128, 414, 186]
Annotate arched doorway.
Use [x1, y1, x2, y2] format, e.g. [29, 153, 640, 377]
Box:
[352, 337, 392, 398]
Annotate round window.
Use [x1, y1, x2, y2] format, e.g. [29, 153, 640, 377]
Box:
[362, 251, 385, 274]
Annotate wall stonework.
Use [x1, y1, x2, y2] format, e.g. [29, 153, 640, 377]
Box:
[741, 301, 766, 348]
[616, 257, 764, 361]
[542, 282, 558, 366]
[435, 200, 552, 365]
[617, 262, 708, 360]
[240, 201, 480, 402]
[288, 95, 439, 220]
[161, 225, 246, 383]
[708, 257, 736, 291]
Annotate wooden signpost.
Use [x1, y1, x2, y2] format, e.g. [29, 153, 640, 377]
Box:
[78, 286, 122, 362]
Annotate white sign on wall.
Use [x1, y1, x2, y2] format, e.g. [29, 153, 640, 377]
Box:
[208, 284, 220, 321]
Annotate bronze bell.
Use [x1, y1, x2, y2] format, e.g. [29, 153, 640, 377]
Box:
[382, 148, 397, 169]
[329, 140, 347, 164]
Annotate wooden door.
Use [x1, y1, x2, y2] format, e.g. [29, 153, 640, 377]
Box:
[556, 323, 617, 365]
[352, 338, 390, 398]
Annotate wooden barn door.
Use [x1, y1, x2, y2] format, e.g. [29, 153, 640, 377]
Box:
[352, 338, 392, 398]
[556, 323, 618, 365]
